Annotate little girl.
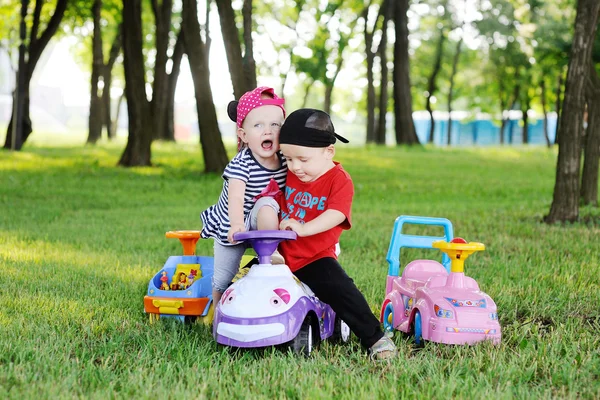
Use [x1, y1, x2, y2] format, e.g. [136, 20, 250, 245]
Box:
[200, 86, 287, 304]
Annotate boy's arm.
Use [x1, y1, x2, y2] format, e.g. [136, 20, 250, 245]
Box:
[279, 209, 346, 237]
[227, 178, 247, 243]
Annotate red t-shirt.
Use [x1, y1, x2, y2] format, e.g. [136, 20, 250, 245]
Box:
[278, 162, 354, 272]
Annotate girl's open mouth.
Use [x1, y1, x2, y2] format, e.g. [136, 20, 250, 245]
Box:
[261, 140, 273, 150]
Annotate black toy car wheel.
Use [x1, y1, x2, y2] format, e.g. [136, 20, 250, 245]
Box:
[331, 315, 351, 344]
[289, 315, 317, 356]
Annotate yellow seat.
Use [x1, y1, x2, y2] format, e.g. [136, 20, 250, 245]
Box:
[170, 263, 201, 290]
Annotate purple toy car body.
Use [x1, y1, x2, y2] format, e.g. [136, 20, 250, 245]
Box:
[212, 230, 350, 355]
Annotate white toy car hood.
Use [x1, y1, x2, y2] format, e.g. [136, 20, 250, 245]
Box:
[218, 264, 313, 318]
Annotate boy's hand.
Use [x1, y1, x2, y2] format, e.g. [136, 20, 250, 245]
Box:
[279, 218, 306, 236]
[228, 223, 246, 243]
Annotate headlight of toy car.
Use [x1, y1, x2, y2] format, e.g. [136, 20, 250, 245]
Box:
[434, 304, 453, 319]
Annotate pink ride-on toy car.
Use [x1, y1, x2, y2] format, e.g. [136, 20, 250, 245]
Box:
[381, 216, 501, 345]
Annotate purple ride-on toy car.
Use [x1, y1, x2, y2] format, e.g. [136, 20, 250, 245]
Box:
[381, 216, 501, 345]
[212, 230, 351, 355]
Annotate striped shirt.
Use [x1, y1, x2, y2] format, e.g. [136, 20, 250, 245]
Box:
[200, 147, 287, 245]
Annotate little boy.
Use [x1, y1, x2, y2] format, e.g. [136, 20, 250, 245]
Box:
[277, 108, 397, 360]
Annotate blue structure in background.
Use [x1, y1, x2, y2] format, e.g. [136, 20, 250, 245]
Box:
[413, 116, 557, 146]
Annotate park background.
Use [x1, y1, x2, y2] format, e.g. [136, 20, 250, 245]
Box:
[1, 0, 600, 398]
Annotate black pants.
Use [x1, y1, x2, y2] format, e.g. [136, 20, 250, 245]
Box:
[293, 257, 383, 349]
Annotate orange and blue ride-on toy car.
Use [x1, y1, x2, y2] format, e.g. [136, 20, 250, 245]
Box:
[144, 231, 215, 324]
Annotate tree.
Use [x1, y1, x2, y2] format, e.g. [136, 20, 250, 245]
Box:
[545, 0, 600, 223]
[375, 0, 392, 144]
[423, 0, 450, 144]
[119, 0, 152, 166]
[392, 0, 419, 145]
[164, 27, 185, 141]
[3, 0, 68, 150]
[182, 0, 228, 173]
[447, 34, 463, 145]
[61, 0, 123, 145]
[259, 0, 305, 96]
[150, 0, 173, 141]
[363, 0, 386, 144]
[87, 0, 122, 144]
[581, 63, 600, 206]
[475, 0, 525, 145]
[425, 25, 446, 144]
[530, 1, 573, 148]
[291, 1, 361, 114]
[215, 0, 256, 98]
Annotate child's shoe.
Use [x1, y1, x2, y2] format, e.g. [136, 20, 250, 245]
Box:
[369, 336, 397, 361]
[271, 250, 285, 265]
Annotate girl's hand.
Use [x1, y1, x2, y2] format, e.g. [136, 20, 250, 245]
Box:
[228, 223, 246, 243]
[279, 218, 306, 236]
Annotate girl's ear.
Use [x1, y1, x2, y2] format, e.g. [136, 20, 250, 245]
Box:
[237, 127, 247, 143]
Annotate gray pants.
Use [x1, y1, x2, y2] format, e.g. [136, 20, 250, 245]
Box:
[212, 197, 279, 293]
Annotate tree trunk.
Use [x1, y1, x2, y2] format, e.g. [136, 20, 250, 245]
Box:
[119, 0, 153, 167]
[365, 51, 376, 143]
[323, 57, 344, 115]
[4, 0, 67, 150]
[164, 27, 185, 142]
[111, 93, 125, 138]
[522, 93, 530, 144]
[392, 0, 419, 145]
[204, 0, 212, 54]
[499, 97, 507, 145]
[301, 81, 312, 108]
[182, 0, 228, 173]
[545, 0, 600, 223]
[426, 27, 446, 144]
[521, 63, 532, 144]
[242, 0, 257, 89]
[376, 1, 391, 145]
[363, 1, 388, 144]
[364, 6, 376, 144]
[6, 90, 31, 151]
[522, 108, 529, 144]
[581, 63, 600, 206]
[501, 81, 520, 145]
[87, 0, 104, 145]
[215, 0, 250, 98]
[103, 25, 121, 140]
[102, 69, 114, 139]
[447, 36, 463, 146]
[555, 72, 564, 144]
[150, 0, 172, 141]
[324, 83, 334, 116]
[540, 78, 551, 147]
[7, 0, 29, 151]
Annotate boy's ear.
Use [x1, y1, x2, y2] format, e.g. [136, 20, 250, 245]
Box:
[325, 145, 335, 159]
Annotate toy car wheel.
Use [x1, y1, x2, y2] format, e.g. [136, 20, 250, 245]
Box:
[289, 315, 316, 356]
[331, 315, 351, 344]
[382, 302, 395, 333]
[414, 309, 423, 346]
[198, 303, 214, 326]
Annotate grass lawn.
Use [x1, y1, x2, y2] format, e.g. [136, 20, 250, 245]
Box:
[1, 137, 599, 399]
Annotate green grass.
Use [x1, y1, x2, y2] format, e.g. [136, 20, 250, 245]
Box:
[1, 139, 599, 399]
